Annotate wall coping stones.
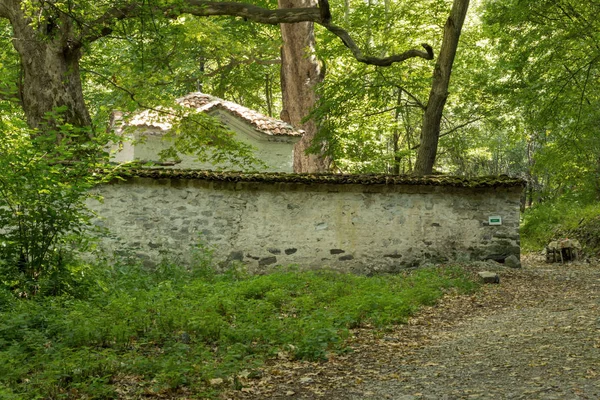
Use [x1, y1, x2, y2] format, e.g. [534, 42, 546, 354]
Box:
[106, 168, 526, 188]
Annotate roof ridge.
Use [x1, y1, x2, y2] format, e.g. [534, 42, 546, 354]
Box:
[123, 92, 303, 137]
[177, 92, 303, 137]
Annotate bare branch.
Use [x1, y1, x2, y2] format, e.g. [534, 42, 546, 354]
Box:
[398, 86, 426, 110]
[440, 116, 483, 138]
[577, 61, 593, 126]
[362, 102, 421, 118]
[81, 68, 170, 117]
[315, 0, 434, 65]
[325, 24, 434, 65]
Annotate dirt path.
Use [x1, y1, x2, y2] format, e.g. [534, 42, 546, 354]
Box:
[223, 255, 600, 399]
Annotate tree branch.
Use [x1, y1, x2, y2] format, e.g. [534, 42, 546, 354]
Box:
[398, 86, 426, 110]
[323, 22, 434, 65]
[204, 57, 281, 78]
[171, 1, 322, 24]
[178, 0, 435, 65]
[0, 1, 11, 19]
[81, 68, 173, 118]
[77, 0, 434, 67]
[411, 117, 482, 150]
[362, 102, 421, 118]
[79, 3, 143, 44]
[180, 0, 434, 65]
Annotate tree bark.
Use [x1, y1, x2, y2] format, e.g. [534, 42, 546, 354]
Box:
[278, 0, 329, 172]
[6, 2, 91, 130]
[413, 0, 470, 175]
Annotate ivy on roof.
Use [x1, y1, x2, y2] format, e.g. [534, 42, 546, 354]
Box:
[108, 168, 526, 188]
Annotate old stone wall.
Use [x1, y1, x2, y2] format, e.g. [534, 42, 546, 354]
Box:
[87, 173, 523, 274]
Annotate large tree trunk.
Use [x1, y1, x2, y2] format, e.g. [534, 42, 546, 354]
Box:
[6, 2, 91, 130]
[413, 0, 470, 175]
[278, 0, 329, 173]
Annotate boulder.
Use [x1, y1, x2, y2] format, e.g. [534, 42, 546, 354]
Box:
[504, 254, 521, 268]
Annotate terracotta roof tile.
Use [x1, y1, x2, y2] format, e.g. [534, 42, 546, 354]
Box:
[122, 92, 303, 137]
[177, 92, 303, 137]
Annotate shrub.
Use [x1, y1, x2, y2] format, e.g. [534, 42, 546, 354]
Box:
[0, 110, 112, 297]
[521, 195, 600, 252]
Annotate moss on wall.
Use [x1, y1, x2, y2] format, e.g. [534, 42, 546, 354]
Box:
[108, 168, 526, 188]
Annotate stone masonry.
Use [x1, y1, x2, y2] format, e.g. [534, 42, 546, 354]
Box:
[87, 170, 524, 274]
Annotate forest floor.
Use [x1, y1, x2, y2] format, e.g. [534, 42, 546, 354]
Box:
[222, 254, 600, 400]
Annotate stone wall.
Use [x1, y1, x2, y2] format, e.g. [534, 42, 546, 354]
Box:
[87, 171, 524, 274]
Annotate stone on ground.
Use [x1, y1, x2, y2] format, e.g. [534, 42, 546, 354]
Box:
[504, 254, 521, 268]
[478, 271, 500, 284]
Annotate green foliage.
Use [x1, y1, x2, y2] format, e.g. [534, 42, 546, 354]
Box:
[311, 0, 496, 175]
[521, 195, 600, 252]
[0, 259, 477, 398]
[312, 0, 449, 173]
[82, 11, 282, 123]
[156, 108, 266, 170]
[0, 111, 112, 297]
[479, 0, 600, 200]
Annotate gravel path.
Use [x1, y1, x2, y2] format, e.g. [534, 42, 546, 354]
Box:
[351, 258, 600, 400]
[225, 256, 600, 400]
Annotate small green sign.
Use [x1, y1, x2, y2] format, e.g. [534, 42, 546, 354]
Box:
[489, 216, 502, 225]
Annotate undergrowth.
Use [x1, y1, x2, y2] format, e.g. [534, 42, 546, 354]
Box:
[521, 197, 600, 253]
[0, 259, 478, 399]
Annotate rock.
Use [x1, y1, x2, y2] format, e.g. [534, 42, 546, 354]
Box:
[258, 256, 277, 266]
[478, 271, 500, 284]
[504, 254, 521, 268]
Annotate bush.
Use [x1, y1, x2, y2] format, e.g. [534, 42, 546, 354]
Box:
[0, 111, 112, 297]
[521, 195, 600, 252]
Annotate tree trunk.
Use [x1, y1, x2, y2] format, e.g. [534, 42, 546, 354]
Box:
[278, 0, 329, 173]
[413, 0, 470, 175]
[391, 89, 402, 175]
[7, 4, 91, 131]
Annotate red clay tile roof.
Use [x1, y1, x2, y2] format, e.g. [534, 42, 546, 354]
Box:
[177, 92, 303, 137]
[125, 92, 303, 137]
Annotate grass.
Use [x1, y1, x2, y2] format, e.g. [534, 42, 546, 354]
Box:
[0, 259, 479, 399]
